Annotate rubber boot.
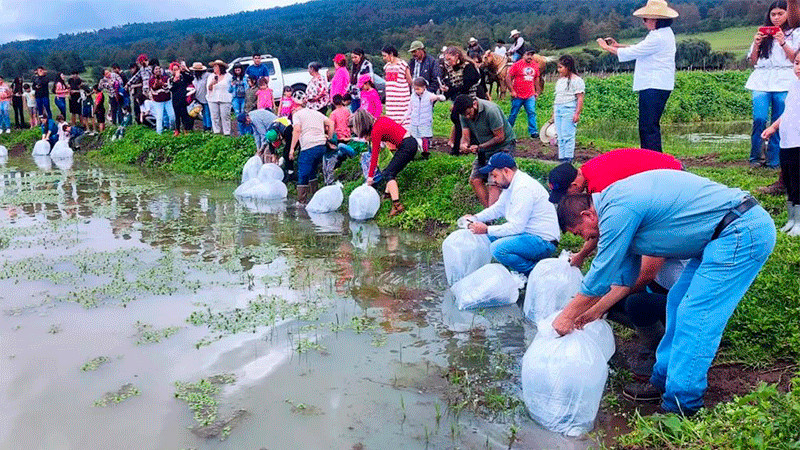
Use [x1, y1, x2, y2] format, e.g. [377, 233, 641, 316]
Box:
[781, 201, 795, 233]
[637, 322, 665, 352]
[788, 205, 800, 236]
[296, 185, 309, 206]
[629, 322, 665, 379]
[309, 179, 318, 196]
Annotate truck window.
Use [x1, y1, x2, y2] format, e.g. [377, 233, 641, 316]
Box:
[262, 61, 276, 76]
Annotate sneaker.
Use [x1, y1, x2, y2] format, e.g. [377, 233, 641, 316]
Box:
[388, 202, 405, 217]
[622, 382, 663, 403]
[530, 132, 539, 139]
[173, 130, 180, 137]
[5, 129, 9, 133]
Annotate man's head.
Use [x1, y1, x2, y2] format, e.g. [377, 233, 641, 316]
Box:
[238, 112, 250, 125]
[556, 194, 599, 240]
[468, 37, 478, 47]
[36, 66, 45, 75]
[523, 50, 536, 63]
[452, 94, 478, 120]
[478, 153, 517, 189]
[547, 162, 587, 203]
[409, 40, 426, 60]
[253, 54, 262, 66]
[265, 129, 280, 144]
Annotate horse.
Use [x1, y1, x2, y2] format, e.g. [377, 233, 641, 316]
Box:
[482, 51, 510, 100]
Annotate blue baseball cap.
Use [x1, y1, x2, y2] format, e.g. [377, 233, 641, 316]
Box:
[478, 152, 517, 174]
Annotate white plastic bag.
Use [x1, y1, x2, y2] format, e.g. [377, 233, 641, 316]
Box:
[523, 251, 584, 323]
[243, 179, 287, 201]
[241, 155, 262, 183]
[348, 184, 380, 221]
[306, 182, 343, 213]
[522, 312, 608, 436]
[50, 141, 73, 159]
[442, 229, 491, 286]
[234, 178, 260, 197]
[450, 263, 524, 310]
[32, 140, 51, 156]
[258, 163, 284, 182]
[582, 318, 616, 362]
[0, 145, 7, 157]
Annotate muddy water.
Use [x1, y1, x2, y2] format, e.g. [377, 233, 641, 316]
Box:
[0, 156, 591, 449]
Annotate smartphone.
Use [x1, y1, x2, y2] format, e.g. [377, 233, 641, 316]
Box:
[604, 38, 614, 45]
[759, 26, 780, 36]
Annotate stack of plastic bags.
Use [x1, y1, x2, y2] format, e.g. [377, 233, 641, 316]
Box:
[234, 159, 287, 201]
[450, 263, 525, 310]
[523, 251, 584, 323]
[348, 184, 380, 220]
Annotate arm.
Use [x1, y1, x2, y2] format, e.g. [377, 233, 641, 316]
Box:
[323, 117, 334, 141]
[615, 32, 662, 62]
[483, 184, 535, 237]
[506, 68, 516, 98]
[289, 123, 301, 160]
[762, 117, 782, 139]
[574, 92, 584, 123]
[459, 122, 473, 152]
[368, 129, 382, 179]
[776, 29, 797, 61]
[478, 126, 506, 151]
[405, 65, 413, 89]
[459, 64, 481, 95]
[570, 237, 598, 268]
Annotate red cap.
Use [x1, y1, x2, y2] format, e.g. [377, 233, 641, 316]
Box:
[136, 54, 148, 64]
[333, 53, 346, 65]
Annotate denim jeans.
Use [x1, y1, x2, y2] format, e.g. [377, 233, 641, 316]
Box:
[54, 97, 67, 118]
[650, 206, 775, 414]
[109, 96, 121, 125]
[350, 97, 361, 113]
[297, 144, 326, 185]
[0, 101, 10, 130]
[36, 97, 51, 119]
[638, 88, 671, 152]
[201, 102, 212, 130]
[750, 90, 786, 167]
[231, 97, 245, 134]
[554, 101, 577, 162]
[508, 96, 538, 136]
[152, 100, 175, 134]
[488, 233, 556, 275]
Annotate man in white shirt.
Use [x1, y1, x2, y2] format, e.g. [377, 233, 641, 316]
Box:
[460, 153, 560, 275]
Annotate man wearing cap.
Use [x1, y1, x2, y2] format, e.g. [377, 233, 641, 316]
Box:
[460, 153, 559, 275]
[246, 55, 271, 83]
[552, 170, 775, 415]
[408, 41, 440, 93]
[548, 147, 683, 267]
[453, 94, 516, 207]
[508, 30, 526, 62]
[506, 50, 541, 139]
[467, 38, 484, 63]
[243, 108, 278, 158]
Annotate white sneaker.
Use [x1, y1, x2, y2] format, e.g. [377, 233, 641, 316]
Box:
[4, 129, 9, 133]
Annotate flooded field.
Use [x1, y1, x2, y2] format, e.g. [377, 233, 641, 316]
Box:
[0, 155, 591, 449]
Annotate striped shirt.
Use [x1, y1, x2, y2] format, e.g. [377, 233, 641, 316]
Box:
[383, 60, 411, 126]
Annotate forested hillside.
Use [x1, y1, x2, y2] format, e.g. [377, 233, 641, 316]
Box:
[0, 0, 765, 77]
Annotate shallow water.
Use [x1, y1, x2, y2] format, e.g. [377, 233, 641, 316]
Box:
[0, 156, 591, 449]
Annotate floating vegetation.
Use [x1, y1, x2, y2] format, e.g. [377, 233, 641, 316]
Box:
[294, 338, 326, 354]
[81, 356, 111, 372]
[284, 399, 323, 416]
[47, 324, 62, 334]
[94, 383, 140, 407]
[134, 321, 181, 345]
[174, 374, 246, 440]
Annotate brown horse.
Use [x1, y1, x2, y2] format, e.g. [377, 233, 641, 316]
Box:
[482, 51, 510, 100]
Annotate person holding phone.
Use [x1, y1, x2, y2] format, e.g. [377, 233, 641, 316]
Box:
[746, 0, 798, 169]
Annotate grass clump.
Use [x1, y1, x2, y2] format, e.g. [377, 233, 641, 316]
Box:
[134, 321, 181, 345]
[81, 356, 111, 372]
[174, 374, 246, 441]
[94, 383, 140, 407]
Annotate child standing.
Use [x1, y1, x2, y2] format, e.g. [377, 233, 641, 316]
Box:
[81, 87, 94, 133]
[551, 55, 584, 163]
[23, 84, 37, 128]
[256, 77, 274, 111]
[229, 64, 247, 118]
[93, 85, 106, 133]
[763, 53, 800, 235]
[244, 77, 258, 113]
[278, 86, 295, 117]
[407, 77, 445, 159]
[357, 74, 382, 119]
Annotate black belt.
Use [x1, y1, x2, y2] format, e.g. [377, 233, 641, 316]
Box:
[711, 197, 758, 240]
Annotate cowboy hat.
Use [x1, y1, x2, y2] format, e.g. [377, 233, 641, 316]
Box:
[540, 120, 557, 145]
[409, 40, 425, 52]
[209, 59, 228, 68]
[468, 37, 478, 43]
[633, 0, 679, 19]
[509, 29, 520, 38]
[190, 62, 207, 71]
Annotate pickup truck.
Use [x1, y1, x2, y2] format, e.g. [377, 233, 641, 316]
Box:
[228, 54, 386, 102]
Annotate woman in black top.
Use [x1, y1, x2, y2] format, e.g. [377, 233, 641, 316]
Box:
[441, 47, 484, 155]
[169, 62, 195, 135]
[11, 78, 25, 128]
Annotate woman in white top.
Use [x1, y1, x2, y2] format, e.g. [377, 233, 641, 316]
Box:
[597, 0, 678, 153]
[746, 0, 798, 168]
[206, 60, 233, 135]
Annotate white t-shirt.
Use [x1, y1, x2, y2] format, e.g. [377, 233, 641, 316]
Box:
[553, 75, 586, 105]
[493, 45, 507, 57]
[654, 258, 687, 290]
[23, 91, 36, 107]
[617, 27, 676, 91]
[206, 73, 232, 103]
[780, 79, 800, 148]
[292, 107, 328, 150]
[745, 29, 799, 92]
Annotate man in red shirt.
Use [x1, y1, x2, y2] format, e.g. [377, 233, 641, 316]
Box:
[548, 148, 683, 266]
[505, 50, 540, 139]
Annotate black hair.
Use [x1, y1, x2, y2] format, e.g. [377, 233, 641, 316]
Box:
[253, 53, 262, 58]
[232, 64, 245, 79]
[283, 85, 293, 92]
[150, 58, 160, 67]
[496, 39, 505, 44]
[111, 63, 120, 70]
[122, 105, 131, 113]
[352, 48, 365, 57]
[452, 94, 475, 115]
[382, 45, 398, 57]
[759, 1, 789, 59]
[332, 94, 344, 106]
[129, 63, 138, 70]
[23, 83, 30, 89]
[558, 54, 578, 88]
[36, 66, 44, 70]
[308, 61, 323, 72]
[556, 194, 592, 233]
[56, 114, 65, 121]
[654, 18, 673, 29]
[342, 93, 352, 102]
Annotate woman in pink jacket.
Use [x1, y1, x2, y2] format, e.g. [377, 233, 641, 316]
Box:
[330, 54, 350, 99]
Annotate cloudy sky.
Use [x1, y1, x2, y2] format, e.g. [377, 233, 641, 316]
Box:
[0, 0, 306, 44]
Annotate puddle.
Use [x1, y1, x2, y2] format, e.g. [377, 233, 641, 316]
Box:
[0, 156, 590, 449]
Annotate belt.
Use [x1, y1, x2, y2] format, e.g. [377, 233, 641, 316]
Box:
[711, 197, 758, 240]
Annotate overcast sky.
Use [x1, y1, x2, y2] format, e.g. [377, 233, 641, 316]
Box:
[0, 0, 306, 44]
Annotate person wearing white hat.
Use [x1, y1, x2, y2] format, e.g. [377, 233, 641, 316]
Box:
[508, 29, 525, 62]
[467, 37, 484, 62]
[597, 0, 678, 153]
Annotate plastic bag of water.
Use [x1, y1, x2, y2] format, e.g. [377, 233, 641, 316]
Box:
[441, 229, 491, 286]
[306, 182, 343, 214]
[523, 251, 583, 323]
[32, 140, 51, 156]
[348, 184, 380, 221]
[241, 155, 262, 183]
[450, 263, 524, 310]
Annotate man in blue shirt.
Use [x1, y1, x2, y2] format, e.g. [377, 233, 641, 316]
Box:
[245, 55, 272, 83]
[40, 115, 59, 148]
[552, 169, 775, 415]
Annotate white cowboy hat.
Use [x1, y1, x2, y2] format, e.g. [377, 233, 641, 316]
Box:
[509, 29, 521, 38]
[633, 0, 679, 19]
[469, 37, 478, 43]
[540, 120, 557, 145]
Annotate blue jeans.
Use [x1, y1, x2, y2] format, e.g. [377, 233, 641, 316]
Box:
[54, 97, 67, 117]
[554, 101, 577, 162]
[750, 90, 786, 167]
[152, 100, 175, 134]
[297, 144, 326, 185]
[650, 206, 775, 414]
[36, 97, 51, 119]
[232, 97, 245, 133]
[350, 97, 361, 113]
[488, 233, 556, 275]
[0, 101, 10, 130]
[201, 102, 212, 130]
[638, 89, 671, 152]
[337, 143, 355, 158]
[508, 96, 538, 136]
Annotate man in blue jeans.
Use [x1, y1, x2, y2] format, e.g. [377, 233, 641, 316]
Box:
[506, 50, 540, 139]
[459, 153, 560, 275]
[552, 169, 776, 415]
